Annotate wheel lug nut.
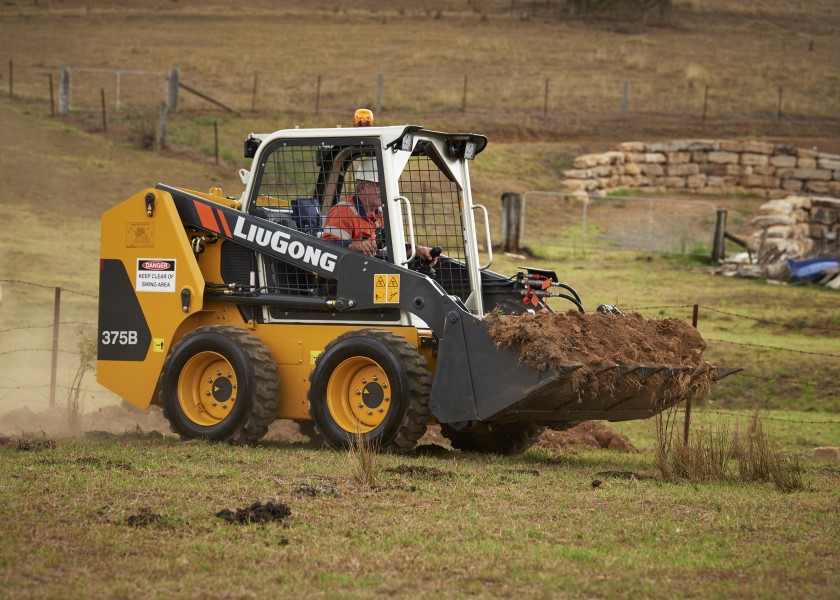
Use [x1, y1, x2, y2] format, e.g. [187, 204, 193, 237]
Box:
[216, 370, 222, 376]
[358, 402, 364, 408]
[205, 390, 211, 396]
[361, 378, 367, 384]
[378, 407, 384, 412]
[207, 378, 213, 384]
[367, 410, 373, 415]
[227, 372, 232, 378]
[222, 403, 228, 409]
[382, 383, 388, 389]
[372, 376, 378, 382]
[211, 401, 217, 406]
[384, 396, 390, 402]
[355, 389, 361, 395]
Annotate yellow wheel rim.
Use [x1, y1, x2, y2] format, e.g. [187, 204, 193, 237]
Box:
[177, 351, 239, 427]
[326, 356, 391, 433]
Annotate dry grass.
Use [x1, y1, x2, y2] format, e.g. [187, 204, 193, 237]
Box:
[656, 406, 805, 492]
[347, 429, 381, 488]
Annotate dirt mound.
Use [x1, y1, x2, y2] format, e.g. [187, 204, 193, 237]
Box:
[487, 310, 707, 372]
[536, 422, 638, 453]
[486, 310, 715, 401]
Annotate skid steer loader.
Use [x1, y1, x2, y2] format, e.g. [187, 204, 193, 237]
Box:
[97, 110, 735, 454]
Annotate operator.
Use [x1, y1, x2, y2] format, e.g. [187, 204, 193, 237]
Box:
[323, 158, 438, 266]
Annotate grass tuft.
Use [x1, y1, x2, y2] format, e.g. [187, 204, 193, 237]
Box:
[347, 428, 380, 488]
[656, 407, 804, 492]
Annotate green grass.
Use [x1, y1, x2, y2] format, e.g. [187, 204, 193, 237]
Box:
[0, 433, 837, 598]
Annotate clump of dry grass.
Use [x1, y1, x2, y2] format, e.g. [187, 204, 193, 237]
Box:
[733, 414, 804, 493]
[347, 428, 380, 488]
[655, 408, 804, 492]
[65, 330, 96, 434]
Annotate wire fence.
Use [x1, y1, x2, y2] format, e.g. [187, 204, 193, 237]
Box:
[517, 193, 720, 257]
[6, 59, 840, 125]
[0, 279, 836, 431]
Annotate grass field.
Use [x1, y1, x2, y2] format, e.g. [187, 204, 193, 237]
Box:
[1, 1, 839, 597]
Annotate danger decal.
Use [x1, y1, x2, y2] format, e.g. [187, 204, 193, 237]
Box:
[136, 259, 176, 292]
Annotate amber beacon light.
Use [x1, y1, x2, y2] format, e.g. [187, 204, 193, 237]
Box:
[353, 109, 374, 127]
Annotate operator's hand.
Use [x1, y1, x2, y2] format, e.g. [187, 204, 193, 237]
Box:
[349, 238, 379, 256]
[415, 245, 439, 268]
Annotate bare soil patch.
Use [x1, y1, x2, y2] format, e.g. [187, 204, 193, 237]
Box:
[537, 421, 639, 453]
[216, 501, 292, 525]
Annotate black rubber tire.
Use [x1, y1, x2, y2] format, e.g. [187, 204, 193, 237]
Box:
[295, 419, 324, 444]
[160, 325, 280, 443]
[440, 421, 546, 456]
[308, 329, 430, 453]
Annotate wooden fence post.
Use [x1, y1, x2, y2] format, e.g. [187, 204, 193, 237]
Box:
[167, 68, 179, 113]
[621, 81, 629, 119]
[712, 209, 727, 263]
[315, 75, 322, 115]
[100, 88, 108, 132]
[59, 68, 71, 114]
[49, 73, 55, 116]
[500, 192, 522, 253]
[158, 101, 168, 149]
[214, 120, 219, 165]
[49, 287, 61, 409]
[461, 75, 468, 113]
[702, 84, 709, 122]
[376, 73, 383, 113]
[8, 59, 12, 98]
[777, 86, 783, 121]
[684, 303, 699, 444]
[251, 72, 258, 111]
[543, 78, 549, 117]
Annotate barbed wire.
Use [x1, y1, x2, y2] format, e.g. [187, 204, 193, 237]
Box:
[0, 279, 96, 298]
[706, 338, 840, 359]
[700, 307, 840, 333]
[736, 373, 839, 390]
[0, 321, 96, 334]
[672, 408, 840, 426]
[0, 348, 77, 356]
[634, 305, 840, 333]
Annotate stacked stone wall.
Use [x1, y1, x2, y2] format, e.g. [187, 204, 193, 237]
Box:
[562, 140, 840, 198]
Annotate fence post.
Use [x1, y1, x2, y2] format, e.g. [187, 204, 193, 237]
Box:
[500, 192, 522, 253]
[251, 72, 258, 111]
[777, 86, 783, 121]
[100, 88, 108, 133]
[461, 75, 468, 113]
[376, 73, 383, 113]
[8, 59, 12, 98]
[167, 68, 179, 113]
[115, 71, 121, 113]
[702, 84, 709, 122]
[49, 287, 61, 409]
[158, 101, 168, 149]
[712, 209, 727, 263]
[49, 73, 55, 116]
[59, 68, 71, 114]
[543, 78, 549, 117]
[621, 81, 628, 119]
[683, 303, 699, 444]
[214, 120, 219, 165]
[315, 74, 321, 115]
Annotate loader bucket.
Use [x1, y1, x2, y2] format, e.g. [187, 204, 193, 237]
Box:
[428, 310, 739, 427]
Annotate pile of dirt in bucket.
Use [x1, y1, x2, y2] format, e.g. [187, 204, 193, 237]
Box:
[485, 310, 716, 399]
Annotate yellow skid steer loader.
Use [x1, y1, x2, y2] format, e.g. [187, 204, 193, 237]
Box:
[97, 110, 736, 454]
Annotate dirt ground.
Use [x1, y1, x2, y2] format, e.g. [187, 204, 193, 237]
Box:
[0, 403, 638, 454]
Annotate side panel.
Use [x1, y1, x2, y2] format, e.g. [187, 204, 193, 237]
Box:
[96, 189, 206, 409]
